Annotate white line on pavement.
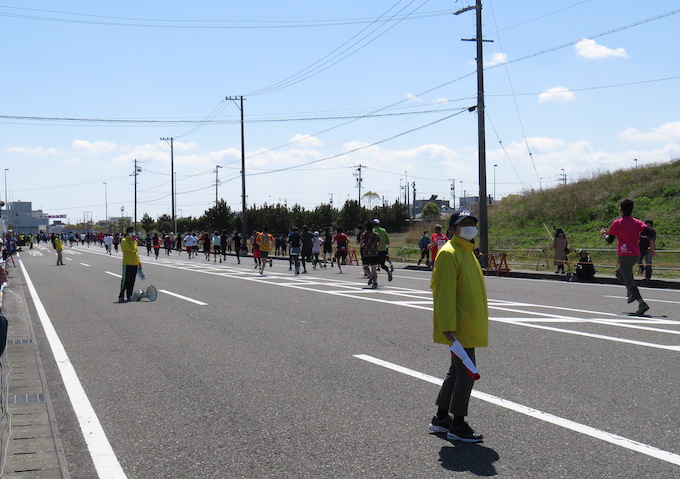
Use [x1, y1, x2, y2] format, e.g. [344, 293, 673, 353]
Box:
[20, 258, 128, 478]
[354, 354, 680, 467]
[158, 289, 207, 305]
[80, 263, 90, 267]
[105, 271, 122, 278]
[604, 295, 680, 305]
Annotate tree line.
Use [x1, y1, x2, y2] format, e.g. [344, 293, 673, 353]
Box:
[132, 199, 410, 235]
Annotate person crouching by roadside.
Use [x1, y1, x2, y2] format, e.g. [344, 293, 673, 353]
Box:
[570, 250, 595, 282]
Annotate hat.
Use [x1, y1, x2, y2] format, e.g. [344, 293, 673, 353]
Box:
[372, 218, 380, 224]
[449, 209, 478, 227]
[314, 231, 319, 236]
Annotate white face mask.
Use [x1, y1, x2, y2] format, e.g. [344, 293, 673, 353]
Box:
[458, 226, 478, 241]
[128, 232, 134, 237]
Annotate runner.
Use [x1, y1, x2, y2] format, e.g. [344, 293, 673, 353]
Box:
[251, 230, 262, 270]
[288, 226, 302, 275]
[184, 232, 198, 259]
[430, 224, 449, 268]
[255, 226, 275, 275]
[322, 227, 333, 267]
[311, 231, 323, 269]
[300, 225, 313, 274]
[333, 226, 350, 274]
[233, 231, 242, 264]
[152, 232, 161, 259]
[372, 219, 394, 282]
[212, 231, 222, 263]
[360, 221, 381, 288]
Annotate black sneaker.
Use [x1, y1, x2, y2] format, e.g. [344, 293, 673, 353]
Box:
[635, 302, 650, 316]
[447, 422, 484, 442]
[387, 269, 393, 281]
[428, 415, 452, 434]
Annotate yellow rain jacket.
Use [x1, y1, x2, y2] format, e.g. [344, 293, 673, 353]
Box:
[121, 235, 141, 266]
[431, 235, 488, 347]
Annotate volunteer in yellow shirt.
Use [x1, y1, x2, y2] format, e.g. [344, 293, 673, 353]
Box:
[428, 209, 488, 443]
[119, 226, 142, 302]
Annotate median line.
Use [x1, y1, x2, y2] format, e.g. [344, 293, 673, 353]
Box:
[159, 289, 207, 305]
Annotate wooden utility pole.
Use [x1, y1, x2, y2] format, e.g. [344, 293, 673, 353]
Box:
[160, 137, 176, 234]
[456, 0, 492, 265]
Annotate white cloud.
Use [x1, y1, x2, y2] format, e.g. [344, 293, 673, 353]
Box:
[5, 146, 60, 156]
[575, 38, 628, 59]
[289, 133, 323, 147]
[72, 140, 116, 154]
[485, 52, 507, 67]
[406, 92, 420, 101]
[538, 87, 576, 103]
[618, 121, 680, 142]
[432, 97, 449, 104]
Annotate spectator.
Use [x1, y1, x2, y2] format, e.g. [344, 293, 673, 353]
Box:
[637, 220, 656, 280]
[553, 228, 569, 274]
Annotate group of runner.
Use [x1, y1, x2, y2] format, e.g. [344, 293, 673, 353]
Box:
[244, 220, 395, 284]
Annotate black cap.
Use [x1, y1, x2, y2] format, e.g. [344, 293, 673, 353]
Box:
[449, 209, 478, 228]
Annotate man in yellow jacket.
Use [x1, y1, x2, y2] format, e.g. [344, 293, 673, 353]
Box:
[428, 209, 488, 442]
[119, 226, 142, 302]
[54, 234, 64, 266]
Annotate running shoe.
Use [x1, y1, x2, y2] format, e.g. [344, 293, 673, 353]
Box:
[371, 282, 378, 289]
[446, 422, 483, 442]
[387, 269, 393, 282]
[635, 302, 650, 316]
[428, 415, 453, 434]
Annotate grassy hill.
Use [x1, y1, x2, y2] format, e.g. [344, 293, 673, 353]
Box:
[397, 160, 680, 277]
[488, 159, 680, 250]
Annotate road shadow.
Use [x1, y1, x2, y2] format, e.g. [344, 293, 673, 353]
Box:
[437, 441, 499, 476]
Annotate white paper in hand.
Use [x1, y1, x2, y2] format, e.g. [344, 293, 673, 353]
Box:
[449, 340, 480, 380]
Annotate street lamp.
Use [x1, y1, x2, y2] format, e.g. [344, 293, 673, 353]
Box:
[103, 182, 108, 227]
[4, 168, 8, 213]
[634, 158, 638, 168]
[215, 165, 223, 205]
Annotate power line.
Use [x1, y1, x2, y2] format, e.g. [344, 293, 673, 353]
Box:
[0, 6, 451, 29]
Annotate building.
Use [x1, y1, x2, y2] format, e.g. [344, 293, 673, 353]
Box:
[413, 195, 451, 217]
[2, 201, 50, 235]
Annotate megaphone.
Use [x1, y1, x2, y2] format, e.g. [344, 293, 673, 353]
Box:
[131, 284, 158, 302]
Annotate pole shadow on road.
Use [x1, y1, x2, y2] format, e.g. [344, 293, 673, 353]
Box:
[438, 442, 499, 476]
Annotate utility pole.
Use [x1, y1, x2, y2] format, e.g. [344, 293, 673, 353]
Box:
[160, 137, 176, 234]
[226, 96, 247, 245]
[215, 165, 223, 205]
[456, 0, 492, 266]
[450, 179, 456, 209]
[132, 159, 142, 233]
[412, 181, 416, 218]
[354, 165, 364, 206]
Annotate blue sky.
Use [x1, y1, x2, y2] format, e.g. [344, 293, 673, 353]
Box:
[1, 1, 679, 224]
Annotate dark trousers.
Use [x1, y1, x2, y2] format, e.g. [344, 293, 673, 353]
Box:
[436, 348, 476, 417]
[119, 265, 138, 300]
[617, 255, 641, 301]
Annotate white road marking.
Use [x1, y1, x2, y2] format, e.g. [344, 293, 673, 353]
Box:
[73, 247, 680, 349]
[493, 318, 680, 351]
[80, 263, 90, 267]
[605, 295, 680, 305]
[105, 271, 122, 278]
[158, 289, 207, 305]
[19, 259, 128, 478]
[354, 354, 680, 467]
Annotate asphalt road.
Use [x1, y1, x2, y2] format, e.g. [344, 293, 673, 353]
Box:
[16, 243, 680, 478]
